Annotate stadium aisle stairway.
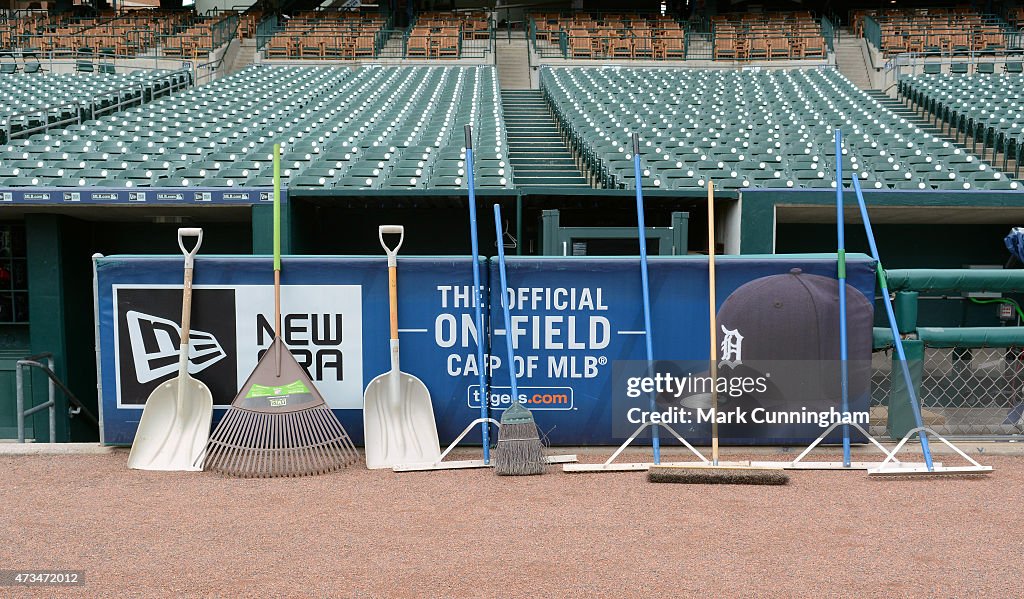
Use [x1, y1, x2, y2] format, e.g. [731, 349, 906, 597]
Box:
[501, 90, 591, 188]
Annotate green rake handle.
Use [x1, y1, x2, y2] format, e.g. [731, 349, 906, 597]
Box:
[273, 143, 282, 373]
[273, 143, 281, 273]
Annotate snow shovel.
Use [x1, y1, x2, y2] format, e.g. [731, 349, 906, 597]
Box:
[128, 228, 213, 471]
[363, 225, 441, 469]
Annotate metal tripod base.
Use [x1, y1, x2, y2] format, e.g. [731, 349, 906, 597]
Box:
[392, 418, 578, 472]
[563, 422, 712, 473]
[867, 426, 993, 476]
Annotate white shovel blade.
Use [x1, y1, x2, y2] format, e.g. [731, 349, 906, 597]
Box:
[127, 374, 213, 471]
[363, 369, 441, 469]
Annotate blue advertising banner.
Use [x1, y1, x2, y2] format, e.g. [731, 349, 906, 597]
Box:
[95, 253, 876, 447]
[0, 187, 278, 205]
[486, 256, 877, 445]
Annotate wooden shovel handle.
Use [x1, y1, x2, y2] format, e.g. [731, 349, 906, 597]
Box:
[388, 266, 398, 340]
[380, 225, 404, 341]
[177, 228, 203, 345]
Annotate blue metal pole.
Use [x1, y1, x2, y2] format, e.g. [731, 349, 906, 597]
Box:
[493, 204, 519, 402]
[633, 133, 659, 464]
[465, 125, 490, 464]
[851, 173, 935, 471]
[835, 129, 851, 468]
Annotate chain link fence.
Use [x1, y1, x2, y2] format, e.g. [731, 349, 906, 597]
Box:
[871, 344, 1024, 439]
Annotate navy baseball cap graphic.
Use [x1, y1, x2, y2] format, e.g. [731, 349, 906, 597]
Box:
[658, 268, 874, 438]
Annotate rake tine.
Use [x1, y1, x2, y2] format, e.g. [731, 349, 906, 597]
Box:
[320, 408, 347, 470]
[210, 410, 243, 473]
[270, 411, 282, 477]
[284, 415, 296, 477]
[218, 410, 247, 476]
[289, 412, 300, 476]
[340, 424, 358, 465]
[310, 409, 334, 474]
[243, 411, 264, 477]
[319, 409, 347, 472]
[335, 412, 358, 464]
[218, 409, 245, 475]
[290, 412, 312, 476]
[244, 411, 260, 477]
[204, 411, 234, 472]
[274, 411, 285, 477]
[326, 408, 354, 468]
[232, 411, 257, 476]
[305, 411, 326, 475]
[288, 413, 303, 476]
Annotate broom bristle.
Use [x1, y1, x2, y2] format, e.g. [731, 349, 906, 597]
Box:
[493, 420, 546, 476]
[648, 467, 789, 485]
[202, 404, 359, 478]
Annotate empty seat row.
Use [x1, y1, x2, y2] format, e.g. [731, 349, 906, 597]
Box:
[899, 72, 1024, 178]
[0, 69, 189, 145]
[541, 66, 1020, 191]
[0, 65, 512, 190]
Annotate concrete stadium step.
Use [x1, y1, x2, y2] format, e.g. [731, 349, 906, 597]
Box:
[508, 137, 564, 143]
[501, 89, 593, 188]
[496, 36, 531, 90]
[515, 176, 591, 185]
[509, 140, 569, 147]
[865, 89, 1018, 177]
[835, 31, 873, 90]
[508, 150, 578, 158]
[508, 158, 578, 165]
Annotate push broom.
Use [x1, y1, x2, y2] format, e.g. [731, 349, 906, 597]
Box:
[492, 203, 545, 476]
[200, 143, 359, 477]
[565, 133, 710, 472]
[391, 127, 576, 472]
[648, 180, 788, 485]
[849, 171, 992, 477]
[761, 129, 927, 471]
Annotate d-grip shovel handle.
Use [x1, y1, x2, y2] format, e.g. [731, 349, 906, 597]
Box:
[177, 227, 203, 347]
[178, 228, 203, 269]
[379, 225, 404, 341]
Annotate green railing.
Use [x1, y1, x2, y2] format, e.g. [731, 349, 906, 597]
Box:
[211, 12, 240, 49]
[529, 14, 827, 62]
[532, 27, 689, 60]
[402, 28, 491, 59]
[255, 14, 280, 50]
[9, 13, 237, 61]
[821, 16, 835, 51]
[863, 15, 881, 50]
[864, 13, 1016, 56]
[262, 27, 391, 60]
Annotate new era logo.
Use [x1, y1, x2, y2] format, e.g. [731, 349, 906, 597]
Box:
[126, 310, 226, 384]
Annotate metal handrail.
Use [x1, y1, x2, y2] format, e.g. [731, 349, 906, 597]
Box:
[194, 41, 232, 85]
[16, 352, 98, 443]
[2, 67, 191, 143]
[3, 99, 83, 143]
